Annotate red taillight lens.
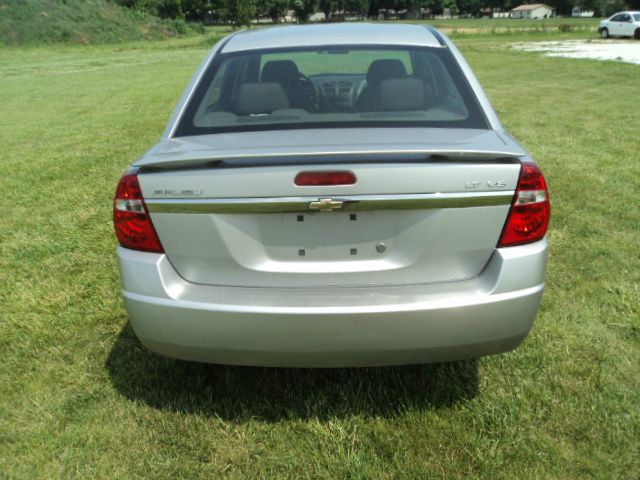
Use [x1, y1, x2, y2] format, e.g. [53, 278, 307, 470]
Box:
[113, 171, 163, 253]
[295, 171, 356, 186]
[498, 163, 550, 247]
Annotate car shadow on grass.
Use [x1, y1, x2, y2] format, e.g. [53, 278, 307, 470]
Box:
[106, 322, 479, 421]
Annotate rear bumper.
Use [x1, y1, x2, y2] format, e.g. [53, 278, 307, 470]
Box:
[117, 238, 547, 367]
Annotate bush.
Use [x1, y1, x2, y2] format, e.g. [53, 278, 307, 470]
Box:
[558, 24, 573, 32]
[167, 17, 188, 34]
[188, 21, 205, 34]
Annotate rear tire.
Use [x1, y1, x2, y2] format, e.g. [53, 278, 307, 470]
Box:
[635, 29, 640, 40]
[601, 28, 609, 39]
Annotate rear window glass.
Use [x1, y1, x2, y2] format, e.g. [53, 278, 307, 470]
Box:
[175, 45, 488, 136]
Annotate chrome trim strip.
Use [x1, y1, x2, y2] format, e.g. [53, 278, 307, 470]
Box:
[146, 191, 514, 214]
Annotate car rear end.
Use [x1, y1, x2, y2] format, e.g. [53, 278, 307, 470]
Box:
[113, 24, 549, 367]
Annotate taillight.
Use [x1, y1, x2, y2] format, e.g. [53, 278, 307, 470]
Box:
[498, 163, 550, 247]
[295, 171, 356, 186]
[113, 171, 164, 253]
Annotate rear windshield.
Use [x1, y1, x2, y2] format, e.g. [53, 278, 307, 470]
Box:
[634, 13, 640, 21]
[174, 45, 488, 136]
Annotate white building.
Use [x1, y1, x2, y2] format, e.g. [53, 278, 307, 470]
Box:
[571, 6, 595, 17]
[510, 4, 555, 19]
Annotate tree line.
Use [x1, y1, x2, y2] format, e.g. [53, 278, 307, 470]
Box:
[115, 0, 635, 25]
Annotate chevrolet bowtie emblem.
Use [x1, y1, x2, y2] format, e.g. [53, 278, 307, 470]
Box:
[308, 198, 344, 212]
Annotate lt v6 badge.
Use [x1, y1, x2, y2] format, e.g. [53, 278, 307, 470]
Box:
[466, 181, 507, 189]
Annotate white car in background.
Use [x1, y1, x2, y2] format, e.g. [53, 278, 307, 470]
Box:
[599, 11, 640, 39]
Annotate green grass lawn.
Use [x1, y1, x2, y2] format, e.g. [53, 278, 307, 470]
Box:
[1, 31, 639, 479]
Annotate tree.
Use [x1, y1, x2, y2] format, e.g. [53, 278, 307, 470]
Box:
[257, 0, 289, 22]
[291, 0, 318, 22]
[345, 0, 370, 16]
[158, 0, 184, 18]
[227, 0, 257, 26]
[455, 0, 481, 15]
[181, 0, 213, 21]
[113, 0, 164, 15]
[319, 0, 334, 18]
[603, 0, 629, 15]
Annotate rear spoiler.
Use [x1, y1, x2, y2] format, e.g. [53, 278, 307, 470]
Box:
[136, 151, 523, 173]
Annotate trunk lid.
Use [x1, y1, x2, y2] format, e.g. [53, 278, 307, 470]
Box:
[137, 128, 523, 288]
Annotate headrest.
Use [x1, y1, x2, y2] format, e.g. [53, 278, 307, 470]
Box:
[261, 60, 301, 84]
[234, 83, 290, 115]
[366, 59, 407, 87]
[377, 78, 425, 111]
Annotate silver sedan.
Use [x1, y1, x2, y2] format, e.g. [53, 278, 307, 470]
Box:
[113, 23, 550, 367]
